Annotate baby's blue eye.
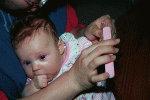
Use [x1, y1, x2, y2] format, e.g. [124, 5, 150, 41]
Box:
[40, 55, 46, 59]
[25, 61, 31, 65]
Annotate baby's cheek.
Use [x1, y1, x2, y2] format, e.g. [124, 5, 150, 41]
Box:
[25, 70, 34, 79]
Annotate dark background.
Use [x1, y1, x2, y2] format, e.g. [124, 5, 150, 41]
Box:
[71, 0, 149, 100]
[72, 0, 140, 26]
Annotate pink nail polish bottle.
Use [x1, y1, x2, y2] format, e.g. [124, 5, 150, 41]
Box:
[103, 27, 114, 78]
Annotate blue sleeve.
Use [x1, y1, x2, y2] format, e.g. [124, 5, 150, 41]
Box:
[48, 6, 67, 36]
[0, 10, 27, 100]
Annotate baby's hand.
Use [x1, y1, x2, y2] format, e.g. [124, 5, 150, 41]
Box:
[22, 75, 48, 97]
[32, 75, 48, 89]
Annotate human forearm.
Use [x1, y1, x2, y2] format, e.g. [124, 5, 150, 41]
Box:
[22, 81, 40, 97]
[18, 39, 120, 100]
[18, 70, 82, 100]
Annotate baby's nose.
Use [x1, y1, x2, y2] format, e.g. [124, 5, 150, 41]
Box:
[32, 62, 42, 71]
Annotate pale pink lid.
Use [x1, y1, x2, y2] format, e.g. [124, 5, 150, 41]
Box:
[103, 27, 115, 78]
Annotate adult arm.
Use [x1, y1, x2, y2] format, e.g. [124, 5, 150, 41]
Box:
[19, 70, 82, 100]
[18, 39, 120, 100]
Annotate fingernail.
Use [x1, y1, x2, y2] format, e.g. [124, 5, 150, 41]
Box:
[115, 48, 119, 52]
[115, 38, 120, 42]
[105, 73, 110, 78]
[111, 55, 116, 59]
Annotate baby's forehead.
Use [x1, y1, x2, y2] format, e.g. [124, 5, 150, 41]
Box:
[17, 30, 52, 47]
[36, 25, 54, 36]
[29, 29, 53, 41]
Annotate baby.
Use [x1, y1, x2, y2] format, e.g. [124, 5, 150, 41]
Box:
[11, 15, 115, 99]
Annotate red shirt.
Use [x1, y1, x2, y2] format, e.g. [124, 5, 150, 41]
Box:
[65, 4, 85, 32]
[0, 91, 8, 100]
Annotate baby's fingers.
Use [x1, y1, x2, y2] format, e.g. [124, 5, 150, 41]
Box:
[40, 82, 48, 88]
[39, 75, 48, 88]
[34, 75, 48, 89]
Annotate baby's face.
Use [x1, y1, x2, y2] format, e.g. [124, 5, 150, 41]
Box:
[15, 28, 62, 82]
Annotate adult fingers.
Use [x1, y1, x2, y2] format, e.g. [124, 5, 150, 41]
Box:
[80, 39, 120, 57]
[101, 15, 112, 28]
[85, 24, 102, 41]
[111, 19, 117, 39]
[80, 46, 118, 71]
[80, 39, 120, 59]
[98, 39, 120, 46]
[87, 45, 118, 62]
[92, 25, 103, 39]
[91, 72, 110, 83]
[86, 45, 118, 70]
[88, 54, 116, 70]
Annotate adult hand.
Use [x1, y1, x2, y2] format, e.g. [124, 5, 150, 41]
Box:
[71, 39, 120, 91]
[18, 39, 120, 100]
[83, 15, 116, 43]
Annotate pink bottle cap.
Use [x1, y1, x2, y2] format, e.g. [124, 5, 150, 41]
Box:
[103, 27, 115, 78]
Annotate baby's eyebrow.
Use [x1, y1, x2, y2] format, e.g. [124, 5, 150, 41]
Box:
[35, 51, 47, 55]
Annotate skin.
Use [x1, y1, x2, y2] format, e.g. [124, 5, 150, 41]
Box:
[18, 39, 120, 100]
[15, 28, 67, 97]
[16, 27, 120, 98]
[16, 28, 64, 81]
[3, 0, 41, 12]
[1, 0, 119, 99]
[71, 15, 116, 43]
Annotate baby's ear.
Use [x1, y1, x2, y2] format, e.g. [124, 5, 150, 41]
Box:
[58, 39, 65, 55]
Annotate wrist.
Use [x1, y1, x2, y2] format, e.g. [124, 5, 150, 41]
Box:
[67, 65, 88, 93]
[66, 68, 83, 93]
[31, 80, 41, 91]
